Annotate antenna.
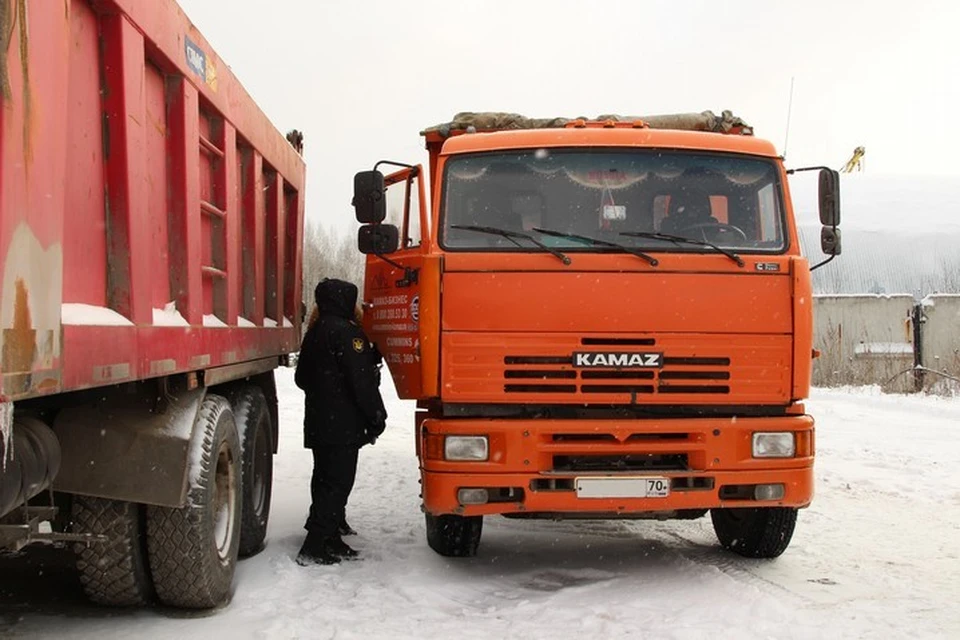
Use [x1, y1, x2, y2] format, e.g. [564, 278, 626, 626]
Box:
[783, 76, 795, 159]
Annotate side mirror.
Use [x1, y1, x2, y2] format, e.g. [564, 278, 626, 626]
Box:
[821, 226, 841, 256]
[353, 171, 386, 224]
[818, 168, 841, 227]
[358, 224, 400, 255]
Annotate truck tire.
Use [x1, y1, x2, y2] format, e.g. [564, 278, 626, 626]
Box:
[72, 496, 153, 606]
[425, 513, 483, 557]
[231, 386, 273, 557]
[710, 507, 798, 559]
[146, 395, 241, 609]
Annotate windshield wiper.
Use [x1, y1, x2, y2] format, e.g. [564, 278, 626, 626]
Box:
[450, 225, 571, 265]
[531, 228, 658, 267]
[618, 231, 744, 267]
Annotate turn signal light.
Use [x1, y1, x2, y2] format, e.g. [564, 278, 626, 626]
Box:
[424, 434, 444, 460]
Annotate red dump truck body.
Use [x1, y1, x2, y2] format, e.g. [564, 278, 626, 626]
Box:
[1, 0, 304, 402]
[0, 0, 305, 609]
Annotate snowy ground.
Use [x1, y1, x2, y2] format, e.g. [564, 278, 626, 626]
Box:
[2, 370, 959, 639]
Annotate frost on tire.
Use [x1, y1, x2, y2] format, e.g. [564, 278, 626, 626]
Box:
[230, 385, 273, 558]
[146, 394, 241, 609]
[72, 496, 153, 606]
[711, 507, 798, 559]
[425, 513, 483, 557]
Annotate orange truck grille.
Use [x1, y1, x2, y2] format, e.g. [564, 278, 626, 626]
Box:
[504, 354, 730, 396]
[441, 332, 791, 405]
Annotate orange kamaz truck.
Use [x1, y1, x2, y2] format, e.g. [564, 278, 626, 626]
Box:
[352, 111, 840, 559]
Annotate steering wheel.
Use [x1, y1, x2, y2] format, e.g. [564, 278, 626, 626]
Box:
[678, 222, 747, 242]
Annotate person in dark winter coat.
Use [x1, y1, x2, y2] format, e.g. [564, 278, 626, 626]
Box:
[294, 278, 386, 565]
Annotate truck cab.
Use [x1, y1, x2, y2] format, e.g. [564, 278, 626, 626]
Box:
[353, 112, 840, 559]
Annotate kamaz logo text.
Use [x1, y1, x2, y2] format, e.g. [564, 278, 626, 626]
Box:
[572, 352, 663, 368]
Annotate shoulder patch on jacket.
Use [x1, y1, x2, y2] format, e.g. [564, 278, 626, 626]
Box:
[352, 337, 365, 353]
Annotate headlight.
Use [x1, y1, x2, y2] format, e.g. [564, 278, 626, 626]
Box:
[752, 432, 795, 458]
[444, 436, 489, 461]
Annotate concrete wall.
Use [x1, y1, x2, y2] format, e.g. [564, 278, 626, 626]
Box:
[812, 295, 916, 392]
[920, 294, 960, 384]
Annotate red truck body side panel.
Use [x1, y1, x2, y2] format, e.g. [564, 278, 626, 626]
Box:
[0, 0, 305, 402]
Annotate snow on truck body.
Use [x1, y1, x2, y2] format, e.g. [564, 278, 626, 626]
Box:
[0, 0, 303, 608]
[353, 111, 841, 558]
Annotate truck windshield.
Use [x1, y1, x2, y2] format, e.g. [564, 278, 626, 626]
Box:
[440, 150, 786, 253]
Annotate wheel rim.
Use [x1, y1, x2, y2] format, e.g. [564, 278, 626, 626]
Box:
[213, 439, 238, 562]
[251, 417, 270, 516]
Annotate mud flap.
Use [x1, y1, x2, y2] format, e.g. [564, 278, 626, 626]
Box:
[52, 388, 205, 507]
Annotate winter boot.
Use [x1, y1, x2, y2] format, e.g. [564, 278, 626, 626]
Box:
[327, 536, 359, 559]
[338, 518, 357, 536]
[296, 533, 341, 566]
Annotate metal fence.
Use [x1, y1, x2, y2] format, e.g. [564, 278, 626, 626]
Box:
[812, 294, 960, 392]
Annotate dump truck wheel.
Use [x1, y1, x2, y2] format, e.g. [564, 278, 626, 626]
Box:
[231, 386, 273, 557]
[146, 395, 241, 609]
[710, 507, 798, 559]
[425, 513, 483, 557]
[72, 496, 153, 606]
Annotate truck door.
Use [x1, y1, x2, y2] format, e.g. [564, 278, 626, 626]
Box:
[362, 166, 429, 399]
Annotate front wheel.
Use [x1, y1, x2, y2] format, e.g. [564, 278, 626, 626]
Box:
[425, 513, 483, 557]
[710, 507, 798, 559]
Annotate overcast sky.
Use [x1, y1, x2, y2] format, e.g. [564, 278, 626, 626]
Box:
[177, 0, 959, 234]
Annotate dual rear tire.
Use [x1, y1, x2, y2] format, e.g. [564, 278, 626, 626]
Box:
[145, 395, 241, 608]
[231, 387, 274, 558]
[72, 388, 273, 609]
[72, 496, 152, 606]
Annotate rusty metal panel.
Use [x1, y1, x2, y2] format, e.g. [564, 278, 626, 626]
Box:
[109, 0, 305, 191]
[100, 13, 152, 325]
[144, 60, 173, 310]
[1, 0, 69, 402]
[223, 123, 240, 325]
[64, 0, 108, 309]
[264, 167, 283, 326]
[239, 147, 266, 326]
[283, 184, 302, 330]
[202, 356, 277, 388]
[167, 76, 203, 327]
[2, 0, 303, 402]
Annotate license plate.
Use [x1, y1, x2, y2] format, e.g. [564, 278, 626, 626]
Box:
[575, 476, 671, 499]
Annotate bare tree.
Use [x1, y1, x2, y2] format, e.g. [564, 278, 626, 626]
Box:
[936, 254, 960, 293]
[301, 222, 365, 314]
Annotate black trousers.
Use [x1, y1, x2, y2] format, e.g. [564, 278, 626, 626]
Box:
[305, 445, 359, 538]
